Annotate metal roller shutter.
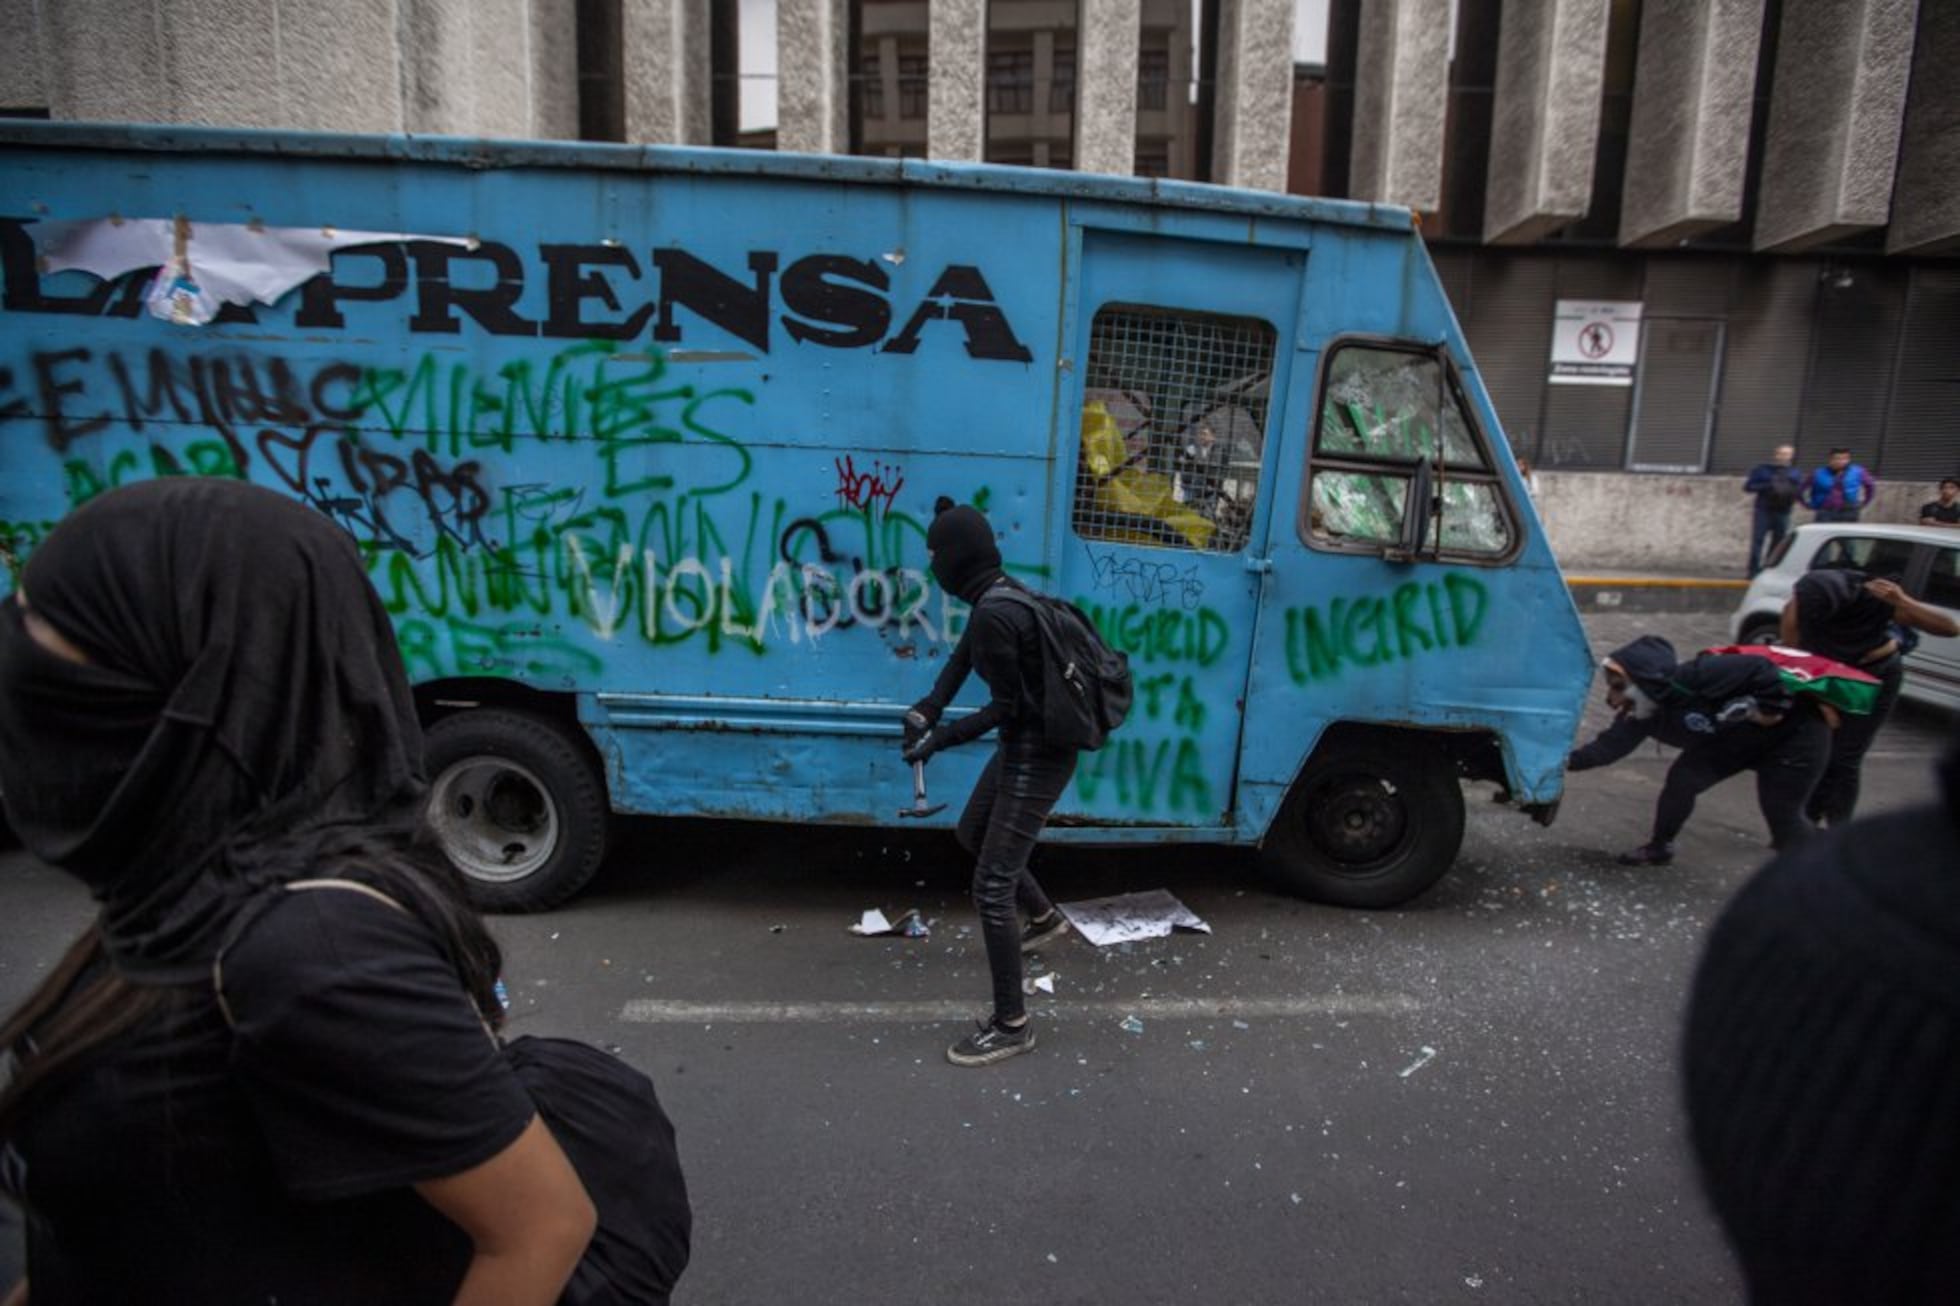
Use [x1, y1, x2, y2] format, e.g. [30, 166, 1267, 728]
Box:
[1798, 263, 1908, 468]
[1450, 250, 1555, 460]
[1711, 260, 1814, 473]
[1880, 266, 1960, 479]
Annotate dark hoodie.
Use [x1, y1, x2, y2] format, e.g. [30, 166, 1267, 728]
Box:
[1568, 636, 1792, 771]
[914, 503, 1045, 746]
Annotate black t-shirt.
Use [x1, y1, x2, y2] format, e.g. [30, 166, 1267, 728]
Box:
[1920, 499, 1960, 525]
[1794, 568, 1895, 666]
[5, 888, 536, 1305]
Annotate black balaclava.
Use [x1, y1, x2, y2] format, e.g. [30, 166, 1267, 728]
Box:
[926, 501, 1005, 604]
[0, 478, 425, 984]
[1604, 635, 1677, 693]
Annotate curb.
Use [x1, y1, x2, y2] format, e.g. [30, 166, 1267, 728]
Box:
[1564, 576, 1747, 614]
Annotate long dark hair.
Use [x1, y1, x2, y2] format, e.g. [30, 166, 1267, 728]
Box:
[0, 823, 503, 1138]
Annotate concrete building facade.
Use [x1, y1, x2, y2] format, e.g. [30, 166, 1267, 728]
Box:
[1, 0, 1953, 570]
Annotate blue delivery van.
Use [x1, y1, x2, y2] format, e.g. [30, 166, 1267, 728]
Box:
[0, 122, 1593, 911]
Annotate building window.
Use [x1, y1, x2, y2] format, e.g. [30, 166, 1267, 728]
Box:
[1137, 47, 1169, 111]
[1135, 148, 1170, 178]
[1305, 343, 1515, 560]
[1050, 47, 1076, 113]
[988, 49, 1034, 114]
[1073, 306, 1278, 555]
[897, 54, 927, 119]
[860, 53, 884, 120]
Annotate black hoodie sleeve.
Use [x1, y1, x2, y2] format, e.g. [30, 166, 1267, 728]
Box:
[1568, 714, 1654, 771]
[931, 600, 1029, 749]
[913, 626, 974, 722]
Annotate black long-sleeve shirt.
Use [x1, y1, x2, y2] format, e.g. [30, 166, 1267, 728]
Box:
[917, 579, 1045, 748]
[1568, 653, 1789, 771]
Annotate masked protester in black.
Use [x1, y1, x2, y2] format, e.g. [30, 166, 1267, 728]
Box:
[903, 501, 1075, 1067]
[1565, 636, 1830, 865]
[1780, 566, 1959, 828]
[0, 480, 595, 1306]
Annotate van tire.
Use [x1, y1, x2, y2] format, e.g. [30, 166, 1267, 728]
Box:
[1262, 742, 1464, 908]
[424, 709, 610, 913]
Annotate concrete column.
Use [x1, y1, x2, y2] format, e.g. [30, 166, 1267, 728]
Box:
[928, 0, 985, 161]
[1347, 0, 1450, 212]
[778, 0, 849, 154]
[1885, 0, 1959, 254]
[1753, 0, 1917, 252]
[27, 0, 574, 137]
[625, 0, 712, 144]
[1076, 0, 1139, 176]
[1618, 0, 1763, 248]
[1483, 0, 1610, 245]
[0, 0, 46, 110]
[1210, 0, 1294, 191]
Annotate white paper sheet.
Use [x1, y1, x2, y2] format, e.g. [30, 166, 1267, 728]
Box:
[849, 908, 893, 936]
[31, 216, 471, 326]
[1057, 889, 1211, 947]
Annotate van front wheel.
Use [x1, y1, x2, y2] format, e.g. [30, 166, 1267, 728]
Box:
[424, 709, 611, 912]
[1263, 743, 1464, 908]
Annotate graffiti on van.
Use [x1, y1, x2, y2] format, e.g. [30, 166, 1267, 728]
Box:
[1282, 573, 1490, 684]
[1, 336, 994, 677]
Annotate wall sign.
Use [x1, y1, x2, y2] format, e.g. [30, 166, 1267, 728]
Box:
[1549, 300, 1642, 386]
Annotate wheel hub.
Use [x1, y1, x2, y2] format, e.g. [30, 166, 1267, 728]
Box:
[428, 756, 560, 883]
[1308, 775, 1409, 865]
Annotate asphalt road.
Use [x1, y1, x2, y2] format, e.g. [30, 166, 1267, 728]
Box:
[1, 609, 1951, 1304]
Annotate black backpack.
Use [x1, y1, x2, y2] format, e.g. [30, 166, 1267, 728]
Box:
[981, 585, 1132, 751]
[1764, 467, 1802, 511]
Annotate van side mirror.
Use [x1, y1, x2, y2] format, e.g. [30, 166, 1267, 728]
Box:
[1388, 457, 1436, 562]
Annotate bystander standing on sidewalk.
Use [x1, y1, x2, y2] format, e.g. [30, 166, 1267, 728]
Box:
[1742, 444, 1802, 575]
[1919, 476, 1960, 528]
[1803, 447, 1874, 523]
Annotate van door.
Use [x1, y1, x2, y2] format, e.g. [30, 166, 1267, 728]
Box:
[1050, 227, 1305, 828]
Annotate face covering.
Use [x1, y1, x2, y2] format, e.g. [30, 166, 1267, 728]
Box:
[0, 478, 427, 983]
[1622, 681, 1660, 720]
[926, 503, 1005, 604]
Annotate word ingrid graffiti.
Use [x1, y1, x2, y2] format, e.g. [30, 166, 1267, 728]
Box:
[1084, 545, 1205, 610]
[1081, 601, 1231, 668]
[1071, 595, 1224, 817]
[834, 455, 904, 514]
[1283, 573, 1488, 683]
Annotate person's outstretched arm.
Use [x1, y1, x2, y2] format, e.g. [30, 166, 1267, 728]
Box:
[1567, 715, 1650, 772]
[417, 1116, 596, 1306]
[1866, 578, 1960, 637]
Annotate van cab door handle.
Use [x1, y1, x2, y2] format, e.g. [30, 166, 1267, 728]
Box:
[1244, 555, 1274, 574]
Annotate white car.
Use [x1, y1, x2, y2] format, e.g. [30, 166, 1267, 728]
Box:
[1729, 521, 1960, 711]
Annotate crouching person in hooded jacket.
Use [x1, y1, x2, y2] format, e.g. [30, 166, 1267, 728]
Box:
[1566, 636, 1831, 866]
[902, 500, 1075, 1067]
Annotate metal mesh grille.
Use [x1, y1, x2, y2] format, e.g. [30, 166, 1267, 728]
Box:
[1073, 305, 1278, 554]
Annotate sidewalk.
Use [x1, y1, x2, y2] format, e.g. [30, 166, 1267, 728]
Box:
[1561, 567, 1749, 614]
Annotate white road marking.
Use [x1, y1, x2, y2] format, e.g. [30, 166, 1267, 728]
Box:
[619, 994, 1421, 1024]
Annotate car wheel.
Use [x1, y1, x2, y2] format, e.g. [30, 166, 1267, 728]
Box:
[424, 709, 611, 912]
[1261, 741, 1465, 908]
[1738, 617, 1781, 646]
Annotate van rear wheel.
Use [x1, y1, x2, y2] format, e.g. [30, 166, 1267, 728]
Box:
[1262, 742, 1464, 908]
[424, 709, 610, 912]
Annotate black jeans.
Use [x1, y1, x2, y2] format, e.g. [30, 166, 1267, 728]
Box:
[1652, 708, 1830, 850]
[1806, 653, 1903, 827]
[955, 732, 1077, 1023]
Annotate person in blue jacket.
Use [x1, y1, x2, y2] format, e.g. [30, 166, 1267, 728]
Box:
[1565, 636, 1830, 865]
[1803, 447, 1874, 523]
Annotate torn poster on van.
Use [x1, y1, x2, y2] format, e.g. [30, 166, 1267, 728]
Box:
[1058, 890, 1211, 947]
[31, 216, 472, 326]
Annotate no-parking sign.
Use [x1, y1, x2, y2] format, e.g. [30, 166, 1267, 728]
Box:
[1550, 300, 1642, 385]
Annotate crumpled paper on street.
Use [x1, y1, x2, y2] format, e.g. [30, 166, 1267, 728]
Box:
[1057, 889, 1211, 947]
[31, 216, 472, 326]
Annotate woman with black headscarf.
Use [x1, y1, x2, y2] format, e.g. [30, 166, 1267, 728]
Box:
[0, 479, 594, 1304]
[903, 500, 1076, 1067]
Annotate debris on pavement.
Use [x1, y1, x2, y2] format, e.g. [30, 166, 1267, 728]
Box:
[848, 907, 929, 937]
[1058, 889, 1211, 947]
[1119, 1014, 1145, 1034]
[1022, 972, 1057, 995]
[1398, 1045, 1439, 1078]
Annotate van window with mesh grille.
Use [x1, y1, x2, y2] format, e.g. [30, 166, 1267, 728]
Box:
[1072, 306, 1277, 555]
[1306, 343, 1515, 560]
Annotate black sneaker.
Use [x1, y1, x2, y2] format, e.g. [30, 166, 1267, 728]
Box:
[1021, 910, 1069, 954]
[947, 1017, 1035, 1067]
[1616, 841, 1676, 866]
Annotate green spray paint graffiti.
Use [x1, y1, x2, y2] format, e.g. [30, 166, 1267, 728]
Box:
[1283, 573, 1488, 684]
[1071, 599, 1228, 817]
